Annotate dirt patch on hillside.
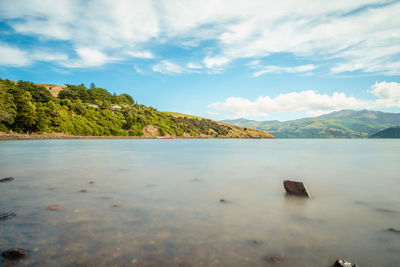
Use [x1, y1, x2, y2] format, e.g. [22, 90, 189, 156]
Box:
[40, 84, 66, 97]
[142, 125, 160, 137]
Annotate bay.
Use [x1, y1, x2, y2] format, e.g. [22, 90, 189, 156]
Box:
[0, 139, 399, 266]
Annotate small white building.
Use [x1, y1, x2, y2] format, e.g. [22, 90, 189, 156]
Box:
[110, 104, 122, 111]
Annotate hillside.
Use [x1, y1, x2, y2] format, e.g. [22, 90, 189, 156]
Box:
[222, 110, 400, 138]
[0, 79, 273, 138]
[370, 126, 400, 138]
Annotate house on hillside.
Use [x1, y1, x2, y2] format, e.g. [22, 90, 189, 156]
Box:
[110, 104, 122, 111]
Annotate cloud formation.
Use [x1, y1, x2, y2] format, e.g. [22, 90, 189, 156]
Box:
[253, 64, 316, 77]
[209, 82, 400, 117]
[152, 60, 183, 75]
[0, 42, 31, 67]
[0, 0, 398, 75]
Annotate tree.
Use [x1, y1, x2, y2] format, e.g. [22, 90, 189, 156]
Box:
[59, 84, 89, 101]
[0, 80, 17, 125]
[17, 81, 53, 103]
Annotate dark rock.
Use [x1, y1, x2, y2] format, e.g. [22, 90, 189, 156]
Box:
[334, 259, 358, 267]
[0, 212, 16, 220]
[89, 181, 95, 184]
[2, 248, 28, 260]
[248, 240, 263, 246]
[78, 189, 87, 193]
[112, 204, 121, 208]
[283, 180, 310, 197]
[220, 199, 228, 203]
[386, 227, 400, 233]
[0, 177, 14, 183]
[47, 204, 63, 211]
[374, 207, 398, 214]
[264, 255, 285, 263]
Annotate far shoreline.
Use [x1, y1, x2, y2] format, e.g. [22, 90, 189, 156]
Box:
[0, 133, 272, 141]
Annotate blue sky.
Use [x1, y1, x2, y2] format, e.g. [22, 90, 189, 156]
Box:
[1, 0, 400, 121]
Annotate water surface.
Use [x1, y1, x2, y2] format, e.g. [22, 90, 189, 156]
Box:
[1, 139, 399, 266]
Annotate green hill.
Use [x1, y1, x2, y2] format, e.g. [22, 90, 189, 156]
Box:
[222, 110, 400, 138]
[0, 79, 273, 138]
[370, 126, 400, 138]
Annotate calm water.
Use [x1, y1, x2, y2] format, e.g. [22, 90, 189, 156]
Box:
[0, 139, 399, 267]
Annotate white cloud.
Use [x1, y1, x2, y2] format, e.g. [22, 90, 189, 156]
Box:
[207, 111, 220, 117]
[0, 42, 31, 67]
[134, 65, 145, 75]
[371, 81, 400, 100]
[60, 47, 119, 68]
[187, 62, 202, 69]
[253, 64, 316, 77]
[306, 110, 333, 117]
[203, 56, 231, 69]
[152, 60, 183, 75]
[126, 51, 154, 59]
[0, 0, 399, 74]
[209, 82, 400, 117]
[31, 51, 68, 62]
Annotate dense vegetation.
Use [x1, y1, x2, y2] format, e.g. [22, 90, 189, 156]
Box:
[222, 110, 400, 138]
[370, 126, 400, 138]
[0, 79, 273, 138]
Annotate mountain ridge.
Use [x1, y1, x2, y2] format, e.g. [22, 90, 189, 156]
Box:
[222, 110, 400, 138]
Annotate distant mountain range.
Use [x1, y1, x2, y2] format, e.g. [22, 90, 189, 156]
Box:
[370, 126, 400, 138]
[222, 110, 400, 138]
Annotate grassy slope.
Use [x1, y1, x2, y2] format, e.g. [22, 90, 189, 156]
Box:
[369, 126, 400, 138]
[164, 112, 274, 138]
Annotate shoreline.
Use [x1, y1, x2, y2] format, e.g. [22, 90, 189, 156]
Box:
[0, 133, 272, 140]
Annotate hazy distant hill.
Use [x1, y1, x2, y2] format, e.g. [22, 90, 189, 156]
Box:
[222, 110, 400, 138]
[370, 126, 400, 138]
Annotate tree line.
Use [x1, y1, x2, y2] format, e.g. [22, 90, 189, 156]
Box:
[0, 79, 230, 137]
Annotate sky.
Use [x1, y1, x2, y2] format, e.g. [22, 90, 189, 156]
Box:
[1, 0, 400, 121]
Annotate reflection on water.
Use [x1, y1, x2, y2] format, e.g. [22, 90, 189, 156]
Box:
[0, 139, 399, 266]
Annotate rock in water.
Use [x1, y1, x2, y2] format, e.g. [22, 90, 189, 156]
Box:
[264, 255, 285, 263]
[0, 212, 16, 220]
[2, 248, 28, 260]
[0, 177, 14, 183]
[386, 227, 400, 233]
[47, 204, 63, 211]
[334, 259, 358, 267]
[283, 180, 310, 197]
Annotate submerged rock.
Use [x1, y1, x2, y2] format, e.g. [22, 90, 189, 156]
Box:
[248, 240, 263, 246]
[2, 248, 28, 260]
[89, 181, 95, 184]
[47, 204, 63, 211]
[0, 212, 16, 220]
[0, 177, 14, 183]
[78, 189, 87, 193]
[283, 180, 310, 197]
[386, 227, 400, 233]
[334, 259, 358, 267]
[264, 255, 285, 263]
